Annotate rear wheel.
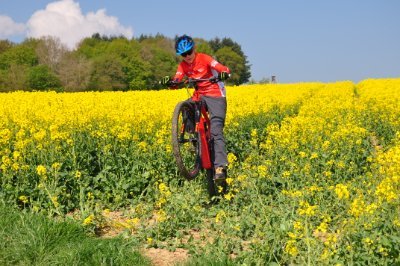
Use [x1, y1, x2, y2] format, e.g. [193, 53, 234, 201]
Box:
[172, 101, 201, 180]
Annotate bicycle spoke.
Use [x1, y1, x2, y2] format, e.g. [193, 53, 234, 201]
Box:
[172, 101, 200, 180]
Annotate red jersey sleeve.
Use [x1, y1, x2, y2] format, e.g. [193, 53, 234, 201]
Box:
[173, 64, 185, 82]
[206, 55, 230, 74]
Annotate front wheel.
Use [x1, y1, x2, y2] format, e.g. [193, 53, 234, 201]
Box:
[172, 101, 201, 180]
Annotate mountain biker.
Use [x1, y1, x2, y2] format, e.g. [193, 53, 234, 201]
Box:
[161, 35, 231, 181]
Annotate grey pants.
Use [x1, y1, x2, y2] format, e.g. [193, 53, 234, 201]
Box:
[187, 96, 228, 168]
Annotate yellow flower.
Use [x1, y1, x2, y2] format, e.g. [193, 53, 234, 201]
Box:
[393, 219, 400, 227]
[322, 140, 330, 150]
[257, 165, 268, 177]
[224, 192, 234, 201]
[227, 152, 237, 165]
[282, 189, 303, 198]
[1, 156, 11, 171]
[379, 247, 388, 256]
[315, 222, 328, 234]
[288, 232, 302, 239]
[51, 196, 59, 207]
[158, 182, 171, 197]
[138, 141, 147, 152]
[282, 171, 291, 178]
[320, 248, 331, 260]
[238, 174, 248, 183]
[126, 218, 140, 228]
[12, 163, 20, 171]
[52, 162, 61, 170]
[87, 192, 94, 200]
[334, 184, 350, 199]
[284, 240, 298, 256]
[75, 170, 82, 179]
[155, 210, 166, 222]
[337, 160, 345, 169]
[363, 237, 373, 246]
[13, 151, 21, 161]
[298, 201, 317, 216]
[349, 196, 366, 218]
[215, 210, 226, 223]
[293, 221, 303, 231]
[299, 151, 307, 158]
[36, 165, 47, 176]
[19, 195, 29, 204]
[83, 214, 95, 225]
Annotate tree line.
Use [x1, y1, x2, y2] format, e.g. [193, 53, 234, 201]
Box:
[0, 34, 251, 92]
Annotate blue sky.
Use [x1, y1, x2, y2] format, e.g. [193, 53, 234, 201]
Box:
[1, 0, 399, 83]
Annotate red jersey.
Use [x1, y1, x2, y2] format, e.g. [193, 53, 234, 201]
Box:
[173, 53, 230, 98]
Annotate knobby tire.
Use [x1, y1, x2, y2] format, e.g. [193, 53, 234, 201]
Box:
[172, 101, 201, 180]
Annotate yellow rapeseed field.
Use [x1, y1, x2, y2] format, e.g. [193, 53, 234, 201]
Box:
[1, 78, 400, 264]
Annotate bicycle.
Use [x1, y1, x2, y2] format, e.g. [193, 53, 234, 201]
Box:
[169, 77, 228, 197]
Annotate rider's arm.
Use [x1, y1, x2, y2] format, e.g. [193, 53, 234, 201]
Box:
[169, 64, 185, 89]
[206, 54, 230, 75]
[173, 64, 185, 82]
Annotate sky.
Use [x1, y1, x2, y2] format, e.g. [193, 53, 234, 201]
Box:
[1, 0, 399, 83]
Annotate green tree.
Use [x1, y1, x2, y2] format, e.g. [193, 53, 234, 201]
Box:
[0, 70, 7, 92]
[0, 39, 40, 91]
[105, 38, 151, 90]
[124, 56, 151, 90]
[0, 43, 38, 70]
[88, 54, 126, 91]
[0, 40, 14, 54]
[28, 65, 61, 91]
[139, 35, 178, 89]
[76, 35, 108, 59]
[78, 36, 151, 91]
[215, 47, 245, 86]
[138, 34, 175, 54]
[209, 37, 251, 84]
[194, 38, 214, 55]
[0, 64, 28, 91]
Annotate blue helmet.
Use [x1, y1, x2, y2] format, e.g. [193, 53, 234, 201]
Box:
[175, 35, 194, 55]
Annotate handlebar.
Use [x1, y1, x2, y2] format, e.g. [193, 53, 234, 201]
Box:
[166, 77, 221, 88]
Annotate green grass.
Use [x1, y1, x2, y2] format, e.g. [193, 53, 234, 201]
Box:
[0, 204, 150, 266]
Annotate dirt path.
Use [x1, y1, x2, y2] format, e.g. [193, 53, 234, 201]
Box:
[143, 248, 189, 266]
[97, 210, 190, 265]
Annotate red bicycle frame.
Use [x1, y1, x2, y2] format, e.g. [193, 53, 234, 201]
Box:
[192, 90, 212, 169]
[196, 102, 212, 169]
[173, 77, 220, 171]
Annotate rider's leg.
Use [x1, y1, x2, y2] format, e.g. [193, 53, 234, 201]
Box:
[201, 96, 228, 174]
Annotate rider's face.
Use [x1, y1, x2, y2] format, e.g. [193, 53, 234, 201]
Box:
[182, 48, 195, 64]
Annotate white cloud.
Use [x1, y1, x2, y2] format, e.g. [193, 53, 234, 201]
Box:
[0, 15, 26, 38]
[26, 0, 133, 49]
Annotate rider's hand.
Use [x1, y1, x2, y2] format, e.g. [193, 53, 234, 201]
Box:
[160, 76, 171, 86]
[218, 72, 230, 81]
